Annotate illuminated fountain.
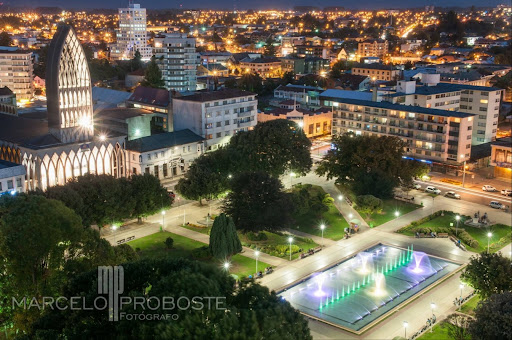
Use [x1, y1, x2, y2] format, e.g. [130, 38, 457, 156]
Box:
[280, 244, 460, 332]
[357, 252, 374, 274]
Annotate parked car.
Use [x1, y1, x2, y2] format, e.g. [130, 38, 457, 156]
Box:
[425, 186, 441, 195]
[489, 201, 503, 209]
[501, 189, 512, 197]
[445, 191, 461, 199]
[167, 190, 176, 199]
[482, 185, 498, 192]
[412, 183, 421, 190]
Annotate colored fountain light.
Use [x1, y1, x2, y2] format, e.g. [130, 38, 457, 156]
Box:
[278, 244, 460, 332]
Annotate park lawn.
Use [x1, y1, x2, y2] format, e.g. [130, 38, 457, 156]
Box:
[292, 186, 349, 240]
[182, 224, 210, 235]
[417, 321, 451, 340]
[460, 295, 481, 316]
[398, 212, 511, 253]
[127, 231, 269, 278]
[239, 231, 318, 260]
[357, 198, 422, 227]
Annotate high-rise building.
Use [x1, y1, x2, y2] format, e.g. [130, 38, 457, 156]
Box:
[111, 1, 152, 61]
[154, 33, 199, 92]
[0, 49, 34, 101]
[357, 40, 388, 61]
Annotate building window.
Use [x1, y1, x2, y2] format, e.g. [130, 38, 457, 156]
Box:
[16, 177, 21, 187]
[147, 154, 151, 160]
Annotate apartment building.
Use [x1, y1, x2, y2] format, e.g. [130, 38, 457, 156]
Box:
[239, 57, 281, 78]
[154, 33, 200, 92]
[322, 95, 475, 164]
[172, 89, 257, 151]
[0, 50, 34, 101]
[258, 107, 332, 138]
[111, 2, 152, 60]
[125, 129, 204, 179]
[383, 76, 503, 144]
[352, 64, 399, 82]
[357, 40, 388, 61]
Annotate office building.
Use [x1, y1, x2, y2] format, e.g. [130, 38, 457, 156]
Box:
[281, 56, 330, 75]
[490, 138, 512, 179]
[0, 50, 34, 101]
[154, 33, 199, 92]
[172, 89, 257, 151]
[111, 2, 152, 60]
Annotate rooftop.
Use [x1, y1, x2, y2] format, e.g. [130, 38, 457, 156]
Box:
[95, 107, 154, 120]
[128, 86, 171, 107]
[320, 89, 373, 101]
[0, 86, 14, 96]
[352, 64, 397, 71]
[320, 96, 475, 118]
[0, 159, 23, 169]
[175, 89, 255, 102]
[125, 129, 204, 153]
[275, 84, 323, 93]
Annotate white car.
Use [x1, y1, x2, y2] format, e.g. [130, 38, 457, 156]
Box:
[482, 185, 498, 192]
[412, 183, 421, 190]
[501, 189, 512, 197]
[489, 201, 503, 209]
[444, 191, 461, 199]
[425, 186, 441, 195]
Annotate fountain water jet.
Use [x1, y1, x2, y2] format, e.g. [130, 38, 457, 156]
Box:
[314, 273, 328, 297]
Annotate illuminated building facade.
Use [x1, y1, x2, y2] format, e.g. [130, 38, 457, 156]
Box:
[111, 2, 152, 60]
[0, 25, 127, 191]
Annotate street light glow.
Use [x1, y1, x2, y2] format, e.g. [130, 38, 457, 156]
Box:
[456, 215, 460, 221]
[487, 232, 492, 237]
[403, 321, 408, 328]
[348, 213, 353, 219]
[223, 262, 230, 270]
[320, 224, 325, 230]
[394, 211, 399, 217]
[255, 251, 260, 257]
[99, 134, 106, 141]
[288, 237, 293, 243]
[431, 302, 436, 310]
[338, 195, 343, 201]
[112, 224, 118, 231]
[161, 210, 166, 215]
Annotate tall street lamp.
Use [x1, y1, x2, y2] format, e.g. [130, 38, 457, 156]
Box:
[459, 283, 464, 310]
[255, 250, 260, 275]
[112, 224, 118, 244]
[289, 172, 295, 188]
[337, 195, 343, 216]
[487, 232, 492, 253]
[161, 210, 166, 229]
[320, 224, 326, 247]
[455, 215, 460, 237]
[403, 321, 408, 339]
[430, 302, 436, 333]
[394, 211, 400, 218]
[460, 154, 467, 188]
[288, 237, 293, 261]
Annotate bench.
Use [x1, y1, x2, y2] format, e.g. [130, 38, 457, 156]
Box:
[449, 236, 458, 243]
[438, 233, 449, 238]
[394, 195, 415, 202]
[313, 246, 322, 253]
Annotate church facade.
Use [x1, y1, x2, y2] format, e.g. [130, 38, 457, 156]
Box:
[0, 25, 127, 191]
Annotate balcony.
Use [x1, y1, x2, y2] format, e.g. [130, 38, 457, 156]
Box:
[238, 110, 254, 118]
[237, 120, 254, 128]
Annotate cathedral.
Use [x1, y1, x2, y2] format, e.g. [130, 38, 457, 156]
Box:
[0, 25, 127, 191]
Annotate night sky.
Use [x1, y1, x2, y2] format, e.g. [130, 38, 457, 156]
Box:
[1, 0, 504, 10]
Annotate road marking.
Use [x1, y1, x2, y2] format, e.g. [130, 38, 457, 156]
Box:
[415, 180, 512, 204]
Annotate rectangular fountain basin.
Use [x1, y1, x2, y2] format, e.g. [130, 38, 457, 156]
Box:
[277, 244, 461, 333]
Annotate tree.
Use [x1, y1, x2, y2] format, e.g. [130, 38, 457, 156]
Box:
[22, 258, 312, 339]
[0, 31, 12, 46]
[175, 149, 231, 205]
[263, 37, 277, 57]
[209, 213, 242, 259]
[469, 291, 512, 340]
[0, 194, 135, 331]
[316, 134, 426, 198]
[141, 56, 165, 88]
[281, 71, 295, 85]
[229, 120, 312, 177]
[165, 237, 174, 249]
[461, 252, 512, 299]
[223, 172, 293, 233]
[130, 173, 172, 223]
[238, 72, 264, 94]
[446, 314, 472, 340]
[130, 49, 143, 71]
[355, 195, 383, 217]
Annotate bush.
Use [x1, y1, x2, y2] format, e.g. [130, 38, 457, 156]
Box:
[246, 232, 268, 241]
[191, 246, 211, 259]
[164, 237, 174, 249]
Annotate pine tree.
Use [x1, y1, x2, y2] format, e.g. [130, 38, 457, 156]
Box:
[209, 213, 242, 259]
[130, 50, 143, 71]
[141, 56, 165, 88]
[0, 32, 12, 46]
